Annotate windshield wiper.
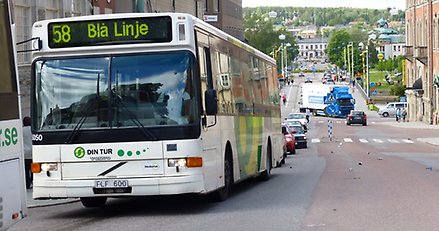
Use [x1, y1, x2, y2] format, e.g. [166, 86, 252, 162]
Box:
[111, 90, 158, 141]
[64, 97, 96, 144]
[65, 73, 102, 144]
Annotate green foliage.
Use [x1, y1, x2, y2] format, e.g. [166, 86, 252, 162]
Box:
[375, 56, 404, 72]
[326, 29, 351, 68]
[243, 12, 299, 73]
[390, 84, 406, 96]
[243, 7, 405, 27]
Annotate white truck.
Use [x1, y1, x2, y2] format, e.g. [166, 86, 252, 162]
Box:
[299, 83, 355, 117]
[299, 83, 332, 115]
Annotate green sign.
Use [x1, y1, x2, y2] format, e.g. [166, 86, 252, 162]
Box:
[0, 127, 18, 147]
[48, 16, 172, 48]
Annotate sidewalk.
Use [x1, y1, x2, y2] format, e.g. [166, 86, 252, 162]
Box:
[26, 189, 79, 208]
[350, 83, 439, 147]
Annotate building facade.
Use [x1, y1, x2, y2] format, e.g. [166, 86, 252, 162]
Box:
[405, 0, 437, 124]
[204, 0, 243, 40]
[296, 37, 328, 60]
[14, 0, 91, 116]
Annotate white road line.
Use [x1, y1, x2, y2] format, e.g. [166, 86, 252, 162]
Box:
[402, 139, 415, 143]
[311, 138, 321, 143]
[371, 121, 376, 124]
[318, 121, 324, 123]
[344, 138, 353, 142]
[372, 139, 384, 143]
[359, 139, 368, 143]
[387, 139, 400, 143]
[336, 121, 342, 124]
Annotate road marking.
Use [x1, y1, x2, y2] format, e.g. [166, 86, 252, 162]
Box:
[387, 139, 400, 143]
[318, 121, 324, 123]
[402, 139, 414, 143]
[372, 139, 384, 143]
[371, 121, 376, 124]
[311, 138, 320, 143]
[359, 139, 368, 143]
[343, 138, 353, 142]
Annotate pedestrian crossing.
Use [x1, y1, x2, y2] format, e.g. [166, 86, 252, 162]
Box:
[313, 120, 376, 124]
[311, 137, 415, 144]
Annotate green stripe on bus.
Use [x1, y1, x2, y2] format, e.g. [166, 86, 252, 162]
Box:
[235, 116, 263, 178]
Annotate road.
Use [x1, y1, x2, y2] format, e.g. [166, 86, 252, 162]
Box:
[11, 73, 439, 231]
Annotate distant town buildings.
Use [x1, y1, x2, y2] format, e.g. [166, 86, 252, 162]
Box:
[296, 37, 328, 60]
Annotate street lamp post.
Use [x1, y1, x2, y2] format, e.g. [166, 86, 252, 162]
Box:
[279, 34, 286, 78]
[285, 42, 291, 80]
[365, 34, 377, 98]
[347, 42, 354, 80]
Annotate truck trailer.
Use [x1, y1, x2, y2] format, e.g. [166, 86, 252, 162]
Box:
[299, 83, 355, 117]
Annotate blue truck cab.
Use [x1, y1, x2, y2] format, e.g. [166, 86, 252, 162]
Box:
[323, 86, 355, 117]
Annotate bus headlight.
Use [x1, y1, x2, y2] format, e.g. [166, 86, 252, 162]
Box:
[31, 163, 58, 173]
[41, 163, 58, 172]
[168, 157, 203, 168]
[168, 158, 187, 167]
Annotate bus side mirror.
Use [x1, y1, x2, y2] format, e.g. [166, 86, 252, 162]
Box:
[204, 89, 218, 115]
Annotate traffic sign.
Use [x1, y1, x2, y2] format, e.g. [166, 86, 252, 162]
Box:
[370, 82, 375, 87]
[377, 53, 384, 60]
[372, 90, 377, 95]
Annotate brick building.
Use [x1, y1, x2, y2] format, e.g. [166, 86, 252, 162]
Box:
[405, 0, 438, 124]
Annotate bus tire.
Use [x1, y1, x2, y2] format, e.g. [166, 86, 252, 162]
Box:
[80, 197, 107, 208]
[259, 142, 272, 181]
[209, 149, 233, 202]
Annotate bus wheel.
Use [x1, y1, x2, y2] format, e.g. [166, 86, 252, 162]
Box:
[209, 153, 233, 202]
[80, 197, 107, 208]
[259, 142, 272, 181]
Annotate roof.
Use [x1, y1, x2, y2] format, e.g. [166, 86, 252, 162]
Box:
[296, 37, 329, 44]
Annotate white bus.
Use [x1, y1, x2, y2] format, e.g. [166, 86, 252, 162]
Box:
[30, 13, 284, 207]
[0, 0, 28, 229]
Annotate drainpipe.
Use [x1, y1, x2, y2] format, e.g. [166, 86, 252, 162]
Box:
[428, 0, 434, 124]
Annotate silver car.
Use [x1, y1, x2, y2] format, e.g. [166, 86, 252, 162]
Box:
[286, 113, 308, 130]
[378, 102, 408, 117]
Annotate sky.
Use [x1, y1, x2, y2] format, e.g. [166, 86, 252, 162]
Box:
[242, 0, 406, 10]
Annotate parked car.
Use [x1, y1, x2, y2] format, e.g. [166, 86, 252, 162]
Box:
[282, 124, 296, 154]
[288, 124, 308, 148]
[299, 72, 305, 77]
[346, 110, 367, 126]
[305, 77, 313, 83]
[286, 112, 308, 131]
[378, 102, 408, 117]
[285, 120, 307, 132]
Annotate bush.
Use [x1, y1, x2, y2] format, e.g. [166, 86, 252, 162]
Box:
[390, 84, 406, 96]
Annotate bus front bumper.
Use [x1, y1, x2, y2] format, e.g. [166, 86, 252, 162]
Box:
[32, 175, 205, 199]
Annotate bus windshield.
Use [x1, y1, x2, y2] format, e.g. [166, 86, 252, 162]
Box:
[34, 51, 199, 131]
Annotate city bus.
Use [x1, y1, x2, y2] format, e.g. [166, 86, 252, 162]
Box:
[30, 13, 284, 207]
[0, 0, 28, 229]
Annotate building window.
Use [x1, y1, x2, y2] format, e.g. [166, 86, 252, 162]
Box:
[213, 0, 219, 12]
[204, 0, 208, 12]
[14, 0, 32, 64]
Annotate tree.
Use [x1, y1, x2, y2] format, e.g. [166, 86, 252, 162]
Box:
[243, 12, 298, 73]
[326, 29, 351, 68]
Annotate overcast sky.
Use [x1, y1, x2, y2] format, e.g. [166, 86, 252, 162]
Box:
[242, 0, 406, 10]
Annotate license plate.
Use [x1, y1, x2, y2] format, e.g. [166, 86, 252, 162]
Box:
[95, 179, 129, 188]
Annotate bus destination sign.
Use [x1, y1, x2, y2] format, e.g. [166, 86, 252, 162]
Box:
[48, 16, 172, 48]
